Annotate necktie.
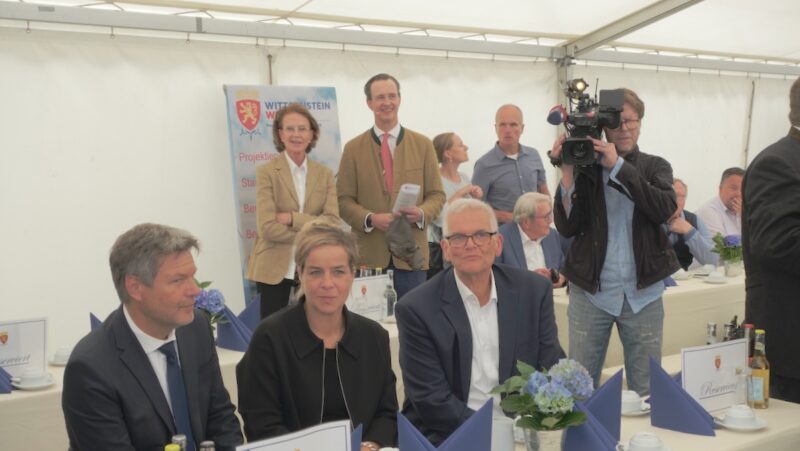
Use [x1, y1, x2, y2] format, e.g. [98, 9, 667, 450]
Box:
[380, 133, 394, 192]
[159, 342, 196, 451]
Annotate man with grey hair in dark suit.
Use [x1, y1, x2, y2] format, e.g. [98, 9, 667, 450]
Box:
[743, 76, 800, 403]
[62, 223, 242, 451]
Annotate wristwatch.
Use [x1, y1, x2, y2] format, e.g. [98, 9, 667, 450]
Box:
[366, 213, 374, 229]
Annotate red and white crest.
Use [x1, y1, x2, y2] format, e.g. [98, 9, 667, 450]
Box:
[236, 99, 260, 132]
[0, 331, 8, 345]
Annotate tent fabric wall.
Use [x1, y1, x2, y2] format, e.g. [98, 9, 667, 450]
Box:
[0, 27, 795, 351]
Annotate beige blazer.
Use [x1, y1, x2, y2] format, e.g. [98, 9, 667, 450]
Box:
[246, 154, 339, 285]
[337, 127, 445, 270]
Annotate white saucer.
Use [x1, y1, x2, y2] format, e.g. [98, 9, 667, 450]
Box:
[621, 445, 670, 451]
[714, 417, 768, 432]
[704, 278, 727, 284]
[11, 379, 55, 391]
[622, 403, 651, 417]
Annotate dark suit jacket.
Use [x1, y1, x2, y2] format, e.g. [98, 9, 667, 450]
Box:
[496, 222, 564, 271]
[395, 264, 564, 444]
[62, 307, 243, 451]
[743, 127, 800, 379]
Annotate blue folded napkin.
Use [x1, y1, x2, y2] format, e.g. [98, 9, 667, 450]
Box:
[663, 276, 677, 287]
[399, 399, 492, 451]
[90, 312, 102, 331]
[215, 306, 253, 352]
[237, 296, 261, 333]
[0, 366, 12, 394]
[351, 424, 363, 451]
[563, 369, 622, 451]
[649, 357, 715, 436]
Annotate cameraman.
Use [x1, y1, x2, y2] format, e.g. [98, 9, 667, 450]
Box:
[549, 88, 679, 395]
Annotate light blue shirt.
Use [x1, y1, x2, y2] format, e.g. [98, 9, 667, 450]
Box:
[561, 158, 664, 315]
[666, 211, 719, 268]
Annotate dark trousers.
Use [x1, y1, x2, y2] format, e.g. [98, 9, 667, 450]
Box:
[771, 373, 800, 404]
[256, 279, 295, 320]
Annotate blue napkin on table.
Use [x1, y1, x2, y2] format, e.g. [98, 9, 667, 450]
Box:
[90, 312, 102, 331]
[649, 357, 715, 436]
[399, 399, 492, 451]
[0, 366, 12, 393]
[563, 369, 622, 451]
[351, 424, 363, 451]
[663, 276, 677, 287]
[237, 296, 261, 333]
[215, 306, 253, 352]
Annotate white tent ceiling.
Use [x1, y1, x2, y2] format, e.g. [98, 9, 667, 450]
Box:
[2, 0, 800, 74]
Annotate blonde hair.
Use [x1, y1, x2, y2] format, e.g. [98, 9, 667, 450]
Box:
[294, 218, 359, 273]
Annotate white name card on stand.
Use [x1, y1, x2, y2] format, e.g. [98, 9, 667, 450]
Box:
[348, 275, 389, 322]
[236, 420, 352, 451]
[0, 318, 47, 377]
[681, 338, 748, 413]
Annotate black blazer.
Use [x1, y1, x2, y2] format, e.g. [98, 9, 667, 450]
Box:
[236, 302, 398, 447]
[62, 307, 243, 451]
[743, 127, 800, 379]
[395, 264, 565, 445]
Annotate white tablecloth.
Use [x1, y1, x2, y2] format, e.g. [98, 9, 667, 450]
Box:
[553, 275, 746, 368]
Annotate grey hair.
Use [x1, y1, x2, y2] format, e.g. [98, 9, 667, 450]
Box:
[512, 192, 552, 224]
[109, 223, 199, 303]
[442, 198, 498, 237]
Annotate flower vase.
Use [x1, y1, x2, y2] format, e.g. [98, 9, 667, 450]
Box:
[724, 260, 744, 277]
[524, 428, 564, 451]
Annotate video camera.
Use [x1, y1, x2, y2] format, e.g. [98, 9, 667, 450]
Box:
[547, 79, 624, 166]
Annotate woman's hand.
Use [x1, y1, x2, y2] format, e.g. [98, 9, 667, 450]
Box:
[275, 212, 292, 226]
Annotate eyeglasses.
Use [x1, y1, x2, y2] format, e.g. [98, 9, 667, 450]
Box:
[281, 126, 310, 134]
[445, 231, 497, 247]
[609, 118, 640, 130]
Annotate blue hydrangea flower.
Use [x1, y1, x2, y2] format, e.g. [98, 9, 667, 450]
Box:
[524, 371, 549, 395]
[533, 381, 574, 414]
[548, 359, 594, 400]
[195, 289, 225, 314]
[723, 235, 741, 247]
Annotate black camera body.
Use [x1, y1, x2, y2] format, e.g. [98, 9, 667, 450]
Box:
[561, 81, 625, 166]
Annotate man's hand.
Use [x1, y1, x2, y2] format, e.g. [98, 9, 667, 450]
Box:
[554, 273, 567, 288]
[371, 212, 395, 231]
[494, 209, 513, 224]
[669, 216, 694, 235]
[398, 206, 423, 224]
[730, 197, 742, 215]
[468, 185, 484, 199]
[533, 268, 551, 279]
[275, 212, 292, 226]
[589, 137, 619, 169]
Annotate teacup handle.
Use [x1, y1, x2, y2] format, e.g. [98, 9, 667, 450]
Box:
[615, 442, 626, 451]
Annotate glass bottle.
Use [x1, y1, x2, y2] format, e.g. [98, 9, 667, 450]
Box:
[742, 323, 754, 358]
[748, 329, 770, 409]
[705, 322, 718, 345]
[199, 441, 215, 451]
[164, 445, 181, 451]
[384, 269, 397, 318]
[170, 434, 186, 451]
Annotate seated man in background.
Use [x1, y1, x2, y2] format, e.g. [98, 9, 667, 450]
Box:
[396, 198, 564, 445]
[667, 178, 719, 270]
[496, 192, 566, 287]
[62, 223, 243, 451]
[697, 167, 745, 236]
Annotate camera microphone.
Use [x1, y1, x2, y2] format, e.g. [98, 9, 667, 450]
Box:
[546, 104, 567, 125]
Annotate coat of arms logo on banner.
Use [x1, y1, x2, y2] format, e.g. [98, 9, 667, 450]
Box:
[236, 90, 262, 139]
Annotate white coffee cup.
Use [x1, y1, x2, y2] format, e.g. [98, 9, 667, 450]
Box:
[621, 390, 642, 414]
[16, 369, 52, 386]
[723, 404, 757, 426]
[52, 346, 73, 364]
[701, 264, 716, 274]
[706, 271, 725, 282]
[628, 431, 665, 451]
[491, 416, 515, 451]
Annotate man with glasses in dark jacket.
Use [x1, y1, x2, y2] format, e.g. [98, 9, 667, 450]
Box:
[550, 88, 679, 396]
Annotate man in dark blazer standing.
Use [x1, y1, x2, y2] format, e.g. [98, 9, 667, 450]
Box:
[743, 76, 800, 403]
[496, 192, 566, 287]
[396, 198, 564, 445]
[62, 223, 242, 451]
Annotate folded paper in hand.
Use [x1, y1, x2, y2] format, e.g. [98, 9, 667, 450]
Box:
[392, 184, 420, 213]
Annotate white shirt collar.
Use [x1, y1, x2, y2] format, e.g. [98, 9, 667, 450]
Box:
[284, 151, 307, 172]
[123, 304, 176, 353]
[373, 123, 401, 139]
[453, 269, 498, 307]
[518, 224, 545, 245]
